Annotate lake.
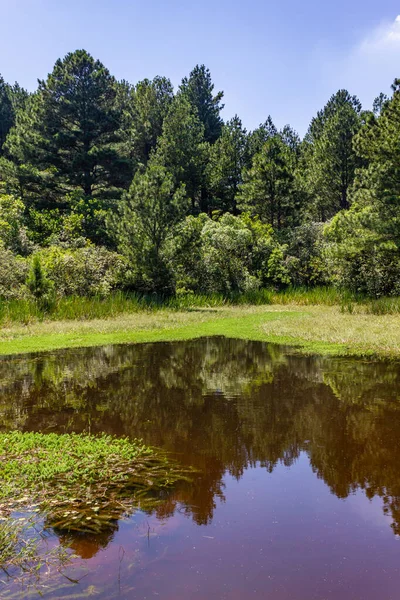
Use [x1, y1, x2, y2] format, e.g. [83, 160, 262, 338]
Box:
[1, 337, 400, 599]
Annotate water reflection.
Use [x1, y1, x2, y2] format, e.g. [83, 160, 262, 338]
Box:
[1, 338, 400, 539]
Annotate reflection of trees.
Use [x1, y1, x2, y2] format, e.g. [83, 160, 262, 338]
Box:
[56, 525, 118, 559]
[1, 339, 400, 535]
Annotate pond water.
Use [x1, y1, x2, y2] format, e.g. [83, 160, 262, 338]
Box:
[1, 337, 400, 599]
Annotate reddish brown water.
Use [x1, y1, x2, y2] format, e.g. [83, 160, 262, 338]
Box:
[1, 338, 400, 599]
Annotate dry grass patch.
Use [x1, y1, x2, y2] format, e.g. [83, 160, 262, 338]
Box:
[261, 305, 400, 357]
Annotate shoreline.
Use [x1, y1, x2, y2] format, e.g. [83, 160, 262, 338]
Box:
[0, 305, 399, 361]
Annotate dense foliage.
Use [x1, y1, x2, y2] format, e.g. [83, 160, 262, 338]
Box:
[1, 50, 399, 301]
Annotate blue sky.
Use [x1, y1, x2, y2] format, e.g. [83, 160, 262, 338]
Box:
[1, 0, 400, 136]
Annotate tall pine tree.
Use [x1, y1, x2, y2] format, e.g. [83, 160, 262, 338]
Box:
[180, 65, 224, 144]
[300, 90, 362, 220]
[238, 135, 298, 230]
[153, 94, 208, 211]
[0, 75, 14, 155]
[5, 50, 130, 209]
[208, 116, 248, 213]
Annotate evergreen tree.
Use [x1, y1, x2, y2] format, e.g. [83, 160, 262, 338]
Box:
[306, 89, 361, 142]
[153, 94, 208, 211]
[0, 76, 26, 155]
[117, 76, 173, 169]
[301, 90, 362, 221]
[238, 135, 298, 230]
[26, 254, 54, 310]
[5, 50, 130, 209]
[180, 65, 224, 144]
[325, 82, 400, 296]
[246, 116, 278, 159]
[351, 81, 400, 240]
[372, 92, 389, 117]
[280, 125, 301, 154]
[208, 116, 247, 213]
[110, 164, 188, 293]
[0, 75, 13, 154]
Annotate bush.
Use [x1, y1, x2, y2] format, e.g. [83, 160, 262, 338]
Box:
[330, 242, 400, 297]
[170, 213, 289, 294]
[0, 194, 33, 255]
[36, 245, 126, 297]
[200, 213, 255, 293]
[325, 208, 400, 297]
[285, 223, 330, 286]
[0, 246, 28, 300]
[267, 246, 291, 286]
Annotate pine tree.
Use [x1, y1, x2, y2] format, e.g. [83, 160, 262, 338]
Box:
[5, 50, 130, 208]
[180, 65, 224, 144]
[117, 76, 173, 169]
[325, 83, 400, 296]
[26, 255, 54, 310]
[351, 81, 400, 240]
[110, 164, 188, 293]
[300, 90, 362, 220]
[246, 116, 278, 159]
[238, 136, 298, 230]
[0, 75, 19, 155]
[208, 116, 247, 213]
[153, 94, 208, 211]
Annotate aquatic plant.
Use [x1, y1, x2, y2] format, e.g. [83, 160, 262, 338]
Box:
[0, 515, 72, 591]
[0, 430, 191, 593]
[0, 431, 191, 533]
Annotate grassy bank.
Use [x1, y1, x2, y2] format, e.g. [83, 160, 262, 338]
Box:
[0, 302, 399, 359]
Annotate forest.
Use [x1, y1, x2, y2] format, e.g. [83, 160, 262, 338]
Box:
[0, 49, 399, 303]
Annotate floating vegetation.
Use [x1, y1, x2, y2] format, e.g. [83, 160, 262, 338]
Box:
[0, 430, 192, 589]
[0, 431, 191, 531]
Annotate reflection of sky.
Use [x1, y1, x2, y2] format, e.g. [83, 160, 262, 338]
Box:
[347, 491, 395, 532]
[45, 453, 400, 600]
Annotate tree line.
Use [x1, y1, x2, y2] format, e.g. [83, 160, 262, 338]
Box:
[0, 49, 399, 299]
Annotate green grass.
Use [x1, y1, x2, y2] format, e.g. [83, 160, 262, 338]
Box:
[364, 296, 400, 315]
[2, 288, 400, 329]
[0, 303, 399, 359]
[0, 431, 152, 495]
[1, 287, 398, 327]
[0, 288, 399, 359]
[0, 308, 296, 356]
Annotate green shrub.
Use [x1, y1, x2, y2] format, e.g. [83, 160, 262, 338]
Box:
[324, 199, 400, 297]
[0, 246, 28, 300]
[0, 194, 32, 254]
[327, 237, 400, 297]
[170, 213, 285, 294]
[267, 246, 291, 286]
[26, 255, 55, 310]
[37, 245, 126, 297]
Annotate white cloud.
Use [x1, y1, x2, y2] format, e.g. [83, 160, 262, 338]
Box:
[359, 15, 400, 54]
[318, 16, 400, 113]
